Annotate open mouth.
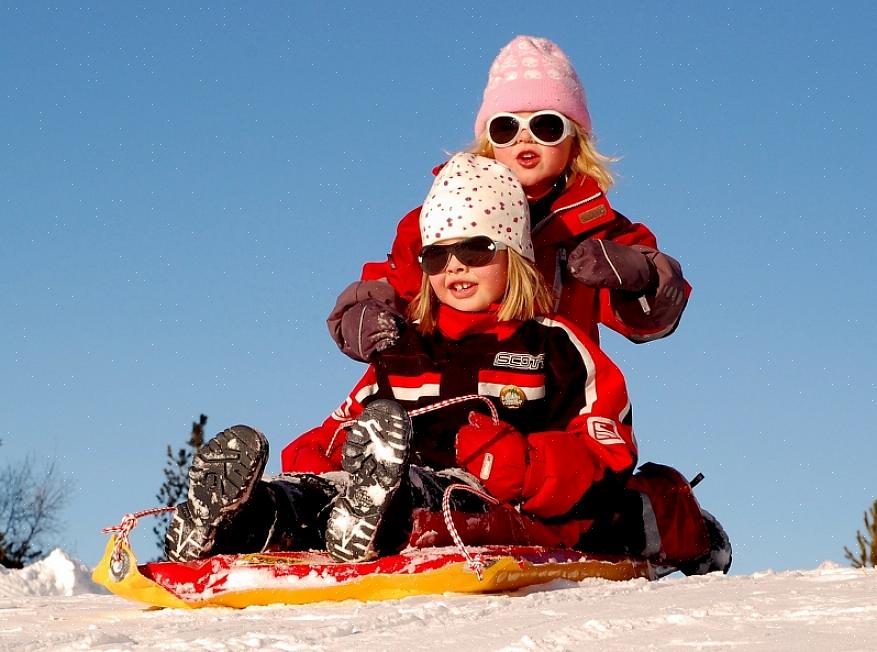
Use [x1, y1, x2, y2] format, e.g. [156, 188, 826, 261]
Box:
[448, 281, 478, 299]
[516, 150, 540, 168]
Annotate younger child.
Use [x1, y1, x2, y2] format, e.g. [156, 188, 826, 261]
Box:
[166, 154, 728, 574]
[329, 35, 690, 364]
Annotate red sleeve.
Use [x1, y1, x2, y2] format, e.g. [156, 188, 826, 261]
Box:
[361, 206, 425, 305]
[280, 367, 380, 473]
[520, 316, 637, 518]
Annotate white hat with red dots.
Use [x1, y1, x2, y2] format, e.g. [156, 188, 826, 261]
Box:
[420, 153, 534, 262]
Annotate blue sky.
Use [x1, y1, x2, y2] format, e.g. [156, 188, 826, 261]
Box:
[3, 2, 875, 574]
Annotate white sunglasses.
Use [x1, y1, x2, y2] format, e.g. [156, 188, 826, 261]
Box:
[486, 110, 575, 148]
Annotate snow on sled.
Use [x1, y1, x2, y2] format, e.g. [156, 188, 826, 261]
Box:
[92, 535, 657, 609]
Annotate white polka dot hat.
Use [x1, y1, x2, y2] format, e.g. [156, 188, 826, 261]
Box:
[420, 153, 534, 261]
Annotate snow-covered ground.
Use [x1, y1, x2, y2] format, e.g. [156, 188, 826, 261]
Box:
[1, 550, 875, 651]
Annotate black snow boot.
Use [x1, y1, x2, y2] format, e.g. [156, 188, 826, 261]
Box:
[325, 399, 412, 562]
[679, 510, 732, 575]
[164, 502, 212, 563]
[165, 425, 269, 562]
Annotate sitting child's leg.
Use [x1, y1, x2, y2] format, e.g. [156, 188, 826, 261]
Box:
[165, 425, 270, 562]
[165, 425, 339, 561]
[263, 473, 340, 551]
[576, 463, 732, 574]
[325, 399, 413, 562]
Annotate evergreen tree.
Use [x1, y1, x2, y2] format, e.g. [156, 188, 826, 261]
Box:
[153, 415, 207, 558]
[844, 499, 877, 568]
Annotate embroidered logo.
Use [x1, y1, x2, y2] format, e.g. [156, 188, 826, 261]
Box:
[578, 205, 607, 224]
[587, 417, 625, 445]
[499, 384, 527, 409]
[493, 352, 545, 370]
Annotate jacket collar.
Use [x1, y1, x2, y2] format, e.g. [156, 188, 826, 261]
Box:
[532, 174, 616, 242]
[435, 303, 522, 341]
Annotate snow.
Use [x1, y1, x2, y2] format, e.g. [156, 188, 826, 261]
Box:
[1, 551, 876, 651]
[0, 549, 100, 599]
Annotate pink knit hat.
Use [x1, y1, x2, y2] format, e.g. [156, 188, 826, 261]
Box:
[420, 153, 534, 261]
[474, 35, 591, 139]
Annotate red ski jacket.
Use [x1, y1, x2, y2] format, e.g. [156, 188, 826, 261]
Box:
[360, 173, 690, 344]
[282, 304, 637, 521]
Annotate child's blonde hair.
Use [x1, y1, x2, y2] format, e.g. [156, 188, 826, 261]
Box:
[409, 248, 555, 335]
[469, 123, 616, 193]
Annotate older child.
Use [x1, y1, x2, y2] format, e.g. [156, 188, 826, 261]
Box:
[329, 35, 689, 363]
[167, 155, 727, 573]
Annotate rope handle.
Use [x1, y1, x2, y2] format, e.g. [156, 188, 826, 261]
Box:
[441, 483, 501, 581]
[407, 394, 499, 424]
[101, 505, 175, 572]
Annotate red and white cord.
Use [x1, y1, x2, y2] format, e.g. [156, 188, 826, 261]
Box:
[441, 483, 500, 581]
[101, 506, 175, 566]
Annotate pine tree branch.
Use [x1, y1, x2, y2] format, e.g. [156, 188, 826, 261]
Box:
[153, 415, 208, 560]
[846, 499, 877, 568]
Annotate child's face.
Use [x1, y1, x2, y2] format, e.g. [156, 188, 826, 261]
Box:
[428, 241, 508, 312]
[491, 112, 574, 199]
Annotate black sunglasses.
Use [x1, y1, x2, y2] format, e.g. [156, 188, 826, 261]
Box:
[418, 236, 508, 274]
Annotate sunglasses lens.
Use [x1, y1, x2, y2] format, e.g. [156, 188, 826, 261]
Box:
[455, 236, 497, 267]
[418, 236, 499, 274]
[529, 113, 567, 144]
[419, 245, 450, 274]
[487, 115, 521, 146]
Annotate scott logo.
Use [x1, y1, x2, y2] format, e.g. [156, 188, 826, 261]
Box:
[493, 352, 545, 370]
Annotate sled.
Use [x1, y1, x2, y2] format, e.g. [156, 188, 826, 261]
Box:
[92, 535, 657, 609]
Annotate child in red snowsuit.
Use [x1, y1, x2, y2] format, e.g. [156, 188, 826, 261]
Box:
[284, 153, 638, 552]
[329, 35, 689, 363]
[166, 154, 729, 574]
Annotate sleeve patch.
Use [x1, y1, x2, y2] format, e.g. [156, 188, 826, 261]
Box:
[578, 204, 607, 224]
[587, 416, 625, 445]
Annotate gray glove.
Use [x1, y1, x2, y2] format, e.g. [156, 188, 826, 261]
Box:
[567, 239, 657, 293]
[327, 281, 404, 362]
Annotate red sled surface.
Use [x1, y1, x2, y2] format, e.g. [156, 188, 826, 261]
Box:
[93, 536, 658, 609]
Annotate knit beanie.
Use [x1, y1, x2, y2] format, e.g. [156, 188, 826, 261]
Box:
[420, 153, 534, 261]
[474, 35, 591, 139]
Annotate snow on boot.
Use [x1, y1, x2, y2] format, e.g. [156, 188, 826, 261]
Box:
[187, 424, 269, 526]
[165, 425, 269, 561]
[679, 510, 732, 575]
[326, 399, 412, 563]
[165, 501, 213, 562]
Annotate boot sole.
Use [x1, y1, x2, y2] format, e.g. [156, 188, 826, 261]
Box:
[326, 400, 412, 562]
[187, 425, 269, 528]
[165, 501, 214, 562]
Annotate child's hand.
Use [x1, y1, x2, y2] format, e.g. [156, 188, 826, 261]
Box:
[340, 299, 402, 360]
[568, 239, 657, 293]
[455, 412, 527, 503]
[327, 281, 404, 361]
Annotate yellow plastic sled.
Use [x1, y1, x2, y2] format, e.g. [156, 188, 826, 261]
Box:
[93, 536, 657, 609]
